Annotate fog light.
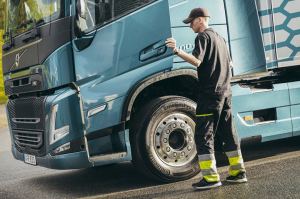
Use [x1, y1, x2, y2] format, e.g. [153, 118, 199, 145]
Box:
[53, 142, 71, 154]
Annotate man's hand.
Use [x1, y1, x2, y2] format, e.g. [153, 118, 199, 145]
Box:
[165, 38, 177, 52]
[165, 37, 201, 67]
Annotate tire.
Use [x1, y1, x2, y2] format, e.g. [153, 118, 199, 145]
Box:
[130, 96, 200, 182]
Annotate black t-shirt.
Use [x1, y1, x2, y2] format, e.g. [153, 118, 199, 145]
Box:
[192, 28, 232, 96]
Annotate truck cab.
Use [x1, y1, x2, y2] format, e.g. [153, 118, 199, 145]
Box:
[2, 0, 300, 182]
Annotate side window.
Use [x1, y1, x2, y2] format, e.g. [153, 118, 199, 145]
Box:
[77, 0, 154, 33]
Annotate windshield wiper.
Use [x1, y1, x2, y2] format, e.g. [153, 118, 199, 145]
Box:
[17, 18, 45, 30]
[20, 19, 45, 42]
[2, 19, 45, 51]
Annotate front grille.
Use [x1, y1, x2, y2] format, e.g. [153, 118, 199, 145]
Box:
[14, 130, 43, 149]
[7, 96, 46, 131]
[7, 96, 47, 156]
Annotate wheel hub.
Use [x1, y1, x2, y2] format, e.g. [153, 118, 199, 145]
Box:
[153, 113, 196, 166]
[169, 129, 187, 150]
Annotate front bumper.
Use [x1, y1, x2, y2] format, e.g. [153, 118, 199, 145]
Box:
[8, 86, 132, 169]
[12, 145, 92, 169]
[12, 128, 132, 169]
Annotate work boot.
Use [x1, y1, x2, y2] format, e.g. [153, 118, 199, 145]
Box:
[192, 178, 222, 190]
[226, 172, 248, 183]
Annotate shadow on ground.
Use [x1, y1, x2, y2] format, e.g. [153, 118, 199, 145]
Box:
[24, 163, 160, 198]
[23, 136, 300, 198]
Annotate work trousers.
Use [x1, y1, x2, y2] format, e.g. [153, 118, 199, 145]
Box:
[195, 94, 239, 154]
[195, 94, 246, 182]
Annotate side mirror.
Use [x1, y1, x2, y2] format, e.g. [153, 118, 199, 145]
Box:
[76, 0, 87, 19]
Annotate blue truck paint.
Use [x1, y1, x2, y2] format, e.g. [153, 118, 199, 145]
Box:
[42, 43, 75, 88]
[225, 0, 267, 75]
[2, 0, 300, 180]
[78, 56, 173, 112]
[288, 81, 300, 136]
[74, 0, 173, 81]
[232, 83, 293, 141]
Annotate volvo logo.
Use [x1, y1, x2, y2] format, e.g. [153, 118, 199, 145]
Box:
[179, 43, 195, 51]
[15, 53, 21, 67]
[10, 49, 28, 71]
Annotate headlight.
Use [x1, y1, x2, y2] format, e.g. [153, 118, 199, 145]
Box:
[49, 104, 70, 145]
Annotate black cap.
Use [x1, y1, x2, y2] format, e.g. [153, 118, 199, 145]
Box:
[183, 8, 210, 24]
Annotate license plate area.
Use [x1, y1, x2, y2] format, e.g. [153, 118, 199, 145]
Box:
[24, 154, 37, 165]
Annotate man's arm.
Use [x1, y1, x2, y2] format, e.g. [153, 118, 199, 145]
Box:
[165, 38, 201, 67]
[174, 48, 202, 67]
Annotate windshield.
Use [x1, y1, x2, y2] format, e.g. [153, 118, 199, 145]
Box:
[5, 0, 63, 38]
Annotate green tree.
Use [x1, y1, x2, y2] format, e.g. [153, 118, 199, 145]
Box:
[0, 0, 5, 29]
[0, 0, 7, 103]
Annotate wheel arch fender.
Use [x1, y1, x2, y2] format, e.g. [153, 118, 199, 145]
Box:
[121, 69, 198, 122]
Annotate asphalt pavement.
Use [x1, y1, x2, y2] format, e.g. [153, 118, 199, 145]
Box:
[0, 104, 7, 129]
[0, 123, 299, 199]
[92, 152, 300, 199]
[0, 104, 300, 199]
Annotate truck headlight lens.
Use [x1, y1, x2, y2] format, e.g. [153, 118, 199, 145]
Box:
[49, 104, 70, 145]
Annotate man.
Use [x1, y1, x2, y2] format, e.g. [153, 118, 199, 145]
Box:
[166, 7, 247, 190]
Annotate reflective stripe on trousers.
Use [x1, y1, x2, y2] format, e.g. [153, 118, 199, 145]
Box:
[226, 150, 246, 176]
[198, 154, 220, 182]
[196, 113, 213, 117]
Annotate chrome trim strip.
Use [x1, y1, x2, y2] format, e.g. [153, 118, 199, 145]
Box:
[89, 152, 127, 162]
[12, 118, 40, 124]
[2, 39, 42, 57]
[87, 104, 107, 117]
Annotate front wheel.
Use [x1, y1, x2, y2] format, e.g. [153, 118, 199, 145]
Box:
[130, 96, 199, 182]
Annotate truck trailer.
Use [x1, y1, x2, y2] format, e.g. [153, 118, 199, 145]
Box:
[2, 0, 300, 182]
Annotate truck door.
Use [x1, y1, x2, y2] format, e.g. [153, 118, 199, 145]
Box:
[72, 0, 173, 81]
[225, 0, 266, 75]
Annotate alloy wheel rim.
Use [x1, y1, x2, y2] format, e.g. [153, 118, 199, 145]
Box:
[152, 113, 197, 167]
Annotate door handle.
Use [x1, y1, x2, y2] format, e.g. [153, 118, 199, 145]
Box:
[140, 41, 167, 61]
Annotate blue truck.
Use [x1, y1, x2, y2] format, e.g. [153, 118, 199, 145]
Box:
[2, 0, 300, 182]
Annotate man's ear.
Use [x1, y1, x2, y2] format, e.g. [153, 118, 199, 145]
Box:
[198, 17, 204, 24]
